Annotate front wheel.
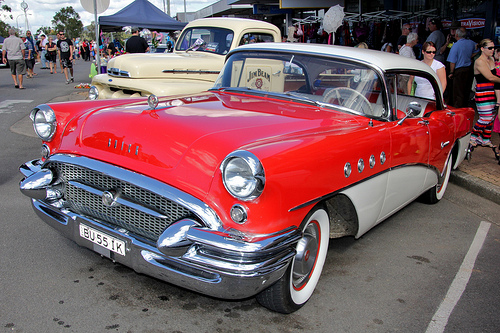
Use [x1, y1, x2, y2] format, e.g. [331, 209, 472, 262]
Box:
[256, 207, 330, 313]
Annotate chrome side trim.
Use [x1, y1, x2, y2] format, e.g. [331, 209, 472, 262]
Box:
[162, 69, 220, 74]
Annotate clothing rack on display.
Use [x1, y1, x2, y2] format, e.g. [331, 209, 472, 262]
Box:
[343, 9, 438, 23]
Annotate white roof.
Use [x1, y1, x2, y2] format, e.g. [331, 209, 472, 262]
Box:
[186, 17, 280, 31]
[232, 43, 434, 74]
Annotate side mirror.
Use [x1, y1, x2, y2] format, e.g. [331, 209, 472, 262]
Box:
[398, 101, 422, 125]
[406, 101, 422, 117]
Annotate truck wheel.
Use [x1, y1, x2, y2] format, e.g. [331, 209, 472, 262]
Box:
[256, 207, 329, 313]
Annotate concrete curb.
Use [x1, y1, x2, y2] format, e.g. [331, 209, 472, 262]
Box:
[450, 170, 500, 205]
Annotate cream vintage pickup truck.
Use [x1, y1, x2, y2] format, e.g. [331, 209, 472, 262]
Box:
[89, 18, 281, 99]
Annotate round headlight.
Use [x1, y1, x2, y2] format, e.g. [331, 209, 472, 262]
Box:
[88, 86, 99, 100]
[30, 105, 57, 141]
[221, 151, 265, 201]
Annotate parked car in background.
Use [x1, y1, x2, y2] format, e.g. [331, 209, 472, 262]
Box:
[89, 17, 281, 99]
[20, 43, 474, 313]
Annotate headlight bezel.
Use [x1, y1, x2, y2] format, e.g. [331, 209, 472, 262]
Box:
[88, 85, 99, 100]
[220, 150, 265, 201]
[30, 105, 57, 141]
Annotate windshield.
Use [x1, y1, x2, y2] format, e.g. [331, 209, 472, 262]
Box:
[176, 27, 234, 55]
[214, 51, 387, 117]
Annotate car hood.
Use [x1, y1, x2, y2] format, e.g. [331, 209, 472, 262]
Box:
[58, 92, 363, 198]
[106, 52, 224, 79]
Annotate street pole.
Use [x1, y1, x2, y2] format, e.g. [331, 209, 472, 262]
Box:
[93, 0, 100, 72]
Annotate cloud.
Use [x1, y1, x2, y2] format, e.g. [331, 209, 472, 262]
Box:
[6, 0, 216, 34]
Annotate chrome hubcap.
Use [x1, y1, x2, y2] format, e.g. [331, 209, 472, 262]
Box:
[292, 221, 319, 289]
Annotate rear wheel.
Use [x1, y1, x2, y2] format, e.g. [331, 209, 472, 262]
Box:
[422, 154, 452, 204]
[256, 207, 330, 313]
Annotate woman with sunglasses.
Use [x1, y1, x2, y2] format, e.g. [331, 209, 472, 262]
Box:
[471, 39, 500, 148]
[407, 41, 447, 99]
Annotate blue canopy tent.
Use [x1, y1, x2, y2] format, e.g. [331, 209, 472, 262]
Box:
[99, 0, 187, 32]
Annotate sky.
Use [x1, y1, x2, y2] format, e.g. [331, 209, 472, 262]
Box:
[4, 0, 217, 33]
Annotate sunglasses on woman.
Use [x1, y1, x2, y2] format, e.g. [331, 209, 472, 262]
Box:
[424, 50, 436, 54]
[484, 46, 495, 50]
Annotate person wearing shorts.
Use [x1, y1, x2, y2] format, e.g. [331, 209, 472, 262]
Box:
[56, 31, 74, 84]
[2, 28, 26, 88]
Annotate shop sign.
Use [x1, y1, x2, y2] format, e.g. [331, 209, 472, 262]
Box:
[442, 18, 485, 30]
[253, 4, 293, 15]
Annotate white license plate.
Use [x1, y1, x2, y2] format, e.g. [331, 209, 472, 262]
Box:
[79, 224, 126, 256]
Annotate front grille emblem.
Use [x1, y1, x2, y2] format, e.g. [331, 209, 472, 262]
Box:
[102, 190, 118, 207]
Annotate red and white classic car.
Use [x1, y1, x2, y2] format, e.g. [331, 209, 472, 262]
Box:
[20, 43, 474, 313]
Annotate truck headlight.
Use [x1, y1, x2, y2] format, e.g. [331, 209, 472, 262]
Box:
[30, 105, 57, 141]
[88, 86, 99, 100]
[221, 151, 265, 201]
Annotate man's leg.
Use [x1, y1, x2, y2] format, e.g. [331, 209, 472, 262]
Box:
[18, 74, 24, 88]
[11, 74, 18, 86]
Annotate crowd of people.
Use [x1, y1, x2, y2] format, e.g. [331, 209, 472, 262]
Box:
[2, 19, 499, 149]
[1, 28, 102, 86]
[347, 18, 500, 149]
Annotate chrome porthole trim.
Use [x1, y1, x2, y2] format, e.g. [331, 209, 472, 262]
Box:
[344, 163, 351, 178]
[380, 152, 386, 165]
[369, 155, 376, 168]
[357, 159, 364, 173]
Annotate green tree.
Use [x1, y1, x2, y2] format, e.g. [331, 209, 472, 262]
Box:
[52, 6, 83, 39]
[1, 1, 13, 37]
[36, 26, 53, 36]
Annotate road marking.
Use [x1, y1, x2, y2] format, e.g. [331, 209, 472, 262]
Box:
[425, 221, 491, 333]
[0, 100, 34, 114]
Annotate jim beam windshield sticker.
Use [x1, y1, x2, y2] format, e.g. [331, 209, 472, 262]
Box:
[246, 67, 272, 91]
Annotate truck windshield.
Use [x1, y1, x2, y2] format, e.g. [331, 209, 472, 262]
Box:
[176, 27, 234, 55]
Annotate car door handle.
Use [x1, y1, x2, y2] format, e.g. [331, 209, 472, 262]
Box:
[441, 141, 450, 149]
[418, 120, 429, 126]
[446, 111, 456, 116]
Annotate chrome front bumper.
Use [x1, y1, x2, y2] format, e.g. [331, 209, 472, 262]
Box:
[20, 157, 301, 299]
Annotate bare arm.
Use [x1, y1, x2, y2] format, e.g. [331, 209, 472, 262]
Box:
[436, 66, 447, 92]
[448, 62, 456, 78]
[475, 58, 500, 83]
[407, 76, 414, 95]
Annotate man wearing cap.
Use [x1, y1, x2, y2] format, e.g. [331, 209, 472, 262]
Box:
[397, 23, 411, 51]
[2, 28, 26, 89]
[125, 27, 150, 53]
[426, 18, 446, 64]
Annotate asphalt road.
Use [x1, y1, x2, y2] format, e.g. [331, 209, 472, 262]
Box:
[1, 62, 499, 333]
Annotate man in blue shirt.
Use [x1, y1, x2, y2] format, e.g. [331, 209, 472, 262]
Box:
[447, 27, 478, 107]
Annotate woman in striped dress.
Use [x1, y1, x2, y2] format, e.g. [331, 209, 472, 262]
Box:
[471, 39, 500, 147]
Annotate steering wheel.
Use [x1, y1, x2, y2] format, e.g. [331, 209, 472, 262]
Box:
[322, 87, 374, 115]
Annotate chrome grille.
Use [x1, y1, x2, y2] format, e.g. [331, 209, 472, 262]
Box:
[49, 162, 192, 242]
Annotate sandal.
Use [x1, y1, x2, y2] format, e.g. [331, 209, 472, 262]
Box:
[481, 142, 497, 148]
